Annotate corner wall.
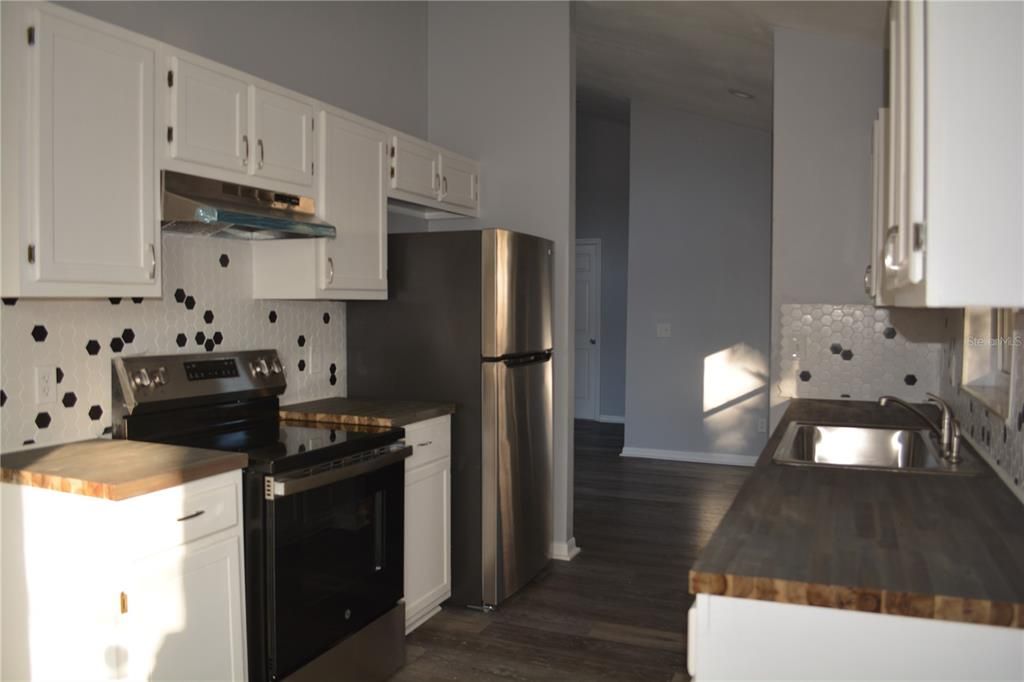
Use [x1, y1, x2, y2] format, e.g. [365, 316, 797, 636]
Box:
[623, 101, 771, 461]
[425, 2, 577, 554]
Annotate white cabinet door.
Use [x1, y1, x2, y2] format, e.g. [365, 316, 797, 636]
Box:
[30, 9, 159, 289]
[439, 153, 478, 210]
[390, 135, 439, 201]
[169, 56, 250, 173]
[252, 86, 314, 186]
[404, 456, 451, 632]
[319, 112, 388, 296]
[121, 536, 247, 682]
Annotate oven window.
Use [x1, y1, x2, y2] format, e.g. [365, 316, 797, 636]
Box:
[268, 462, 403, 678]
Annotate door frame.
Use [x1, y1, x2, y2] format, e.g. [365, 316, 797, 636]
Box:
[575, 238, 602, 421]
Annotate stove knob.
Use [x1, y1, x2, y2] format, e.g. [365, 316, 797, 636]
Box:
[258, 358, 270, 377]
[133, 368, 151, 388]
[270, 358, 283, 375]
[153, 367, 167, 386]
[248, 361, 259, 378]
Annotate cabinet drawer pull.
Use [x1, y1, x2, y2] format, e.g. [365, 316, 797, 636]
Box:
[148, 243, 156, 279]
[257, 139, 264, 169]
[442, 176, 448, 195]
[176, 510, 206, 522]
[242, 134, 249, 166]
[327, 257, 335, 284]
[882, 226, 900, 272]
[415, 441, 433, 448]
[863, 264, 873, 295]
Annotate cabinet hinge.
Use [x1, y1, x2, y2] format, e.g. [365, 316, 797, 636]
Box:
[264, 476, 274, 501]
[26, 243, 35, 265]
[167, 126, 174, 143]
[311, 161, 315, 175]
[311, 118, 315, 131]
[389, 167, 395, 179]
[389, 145, 395, 159]
[120, 591, 128, 614]
[167, 70, 174, 87]
[27, 26, 35, 46]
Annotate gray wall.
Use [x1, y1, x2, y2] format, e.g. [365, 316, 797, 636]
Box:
[624, 100, 771, 458]
[425, 2, 577, 551]
[576, 110, 630, 418]
[62, 1, 428, 137]
[770, 28, 884, 425]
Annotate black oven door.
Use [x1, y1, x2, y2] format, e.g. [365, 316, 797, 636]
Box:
[265, 454, 405, 680]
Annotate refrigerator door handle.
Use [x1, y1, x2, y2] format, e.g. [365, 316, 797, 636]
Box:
[498, 350, 552, 367]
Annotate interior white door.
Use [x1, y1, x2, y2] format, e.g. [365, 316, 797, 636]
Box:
[31, 9, 158, 286]
[574, 240, 601, 421]
[390, 135, 439, 200]
[252, 86, 314, 186]
[121, 536, 246, 681]
[169, 56, 250, 173]
[318, 112, 388, 295]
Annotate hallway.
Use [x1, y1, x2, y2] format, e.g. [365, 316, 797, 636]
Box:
[396, 421, 751, 681]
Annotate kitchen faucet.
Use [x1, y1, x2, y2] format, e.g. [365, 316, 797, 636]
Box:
[878, 393, 962, 463]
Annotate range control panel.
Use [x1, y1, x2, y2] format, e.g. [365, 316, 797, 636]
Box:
[112, 349, 287, 417]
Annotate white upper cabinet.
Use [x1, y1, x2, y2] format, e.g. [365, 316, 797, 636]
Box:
[390, 135, 439, 201]
[439, 152, 479, 210]
[319, 112, 388, 296]
[168, 56, 250, 173]
[1, 4, 161, 297]
[876, 0, 1023, 307]
[251, 86, 315, 187]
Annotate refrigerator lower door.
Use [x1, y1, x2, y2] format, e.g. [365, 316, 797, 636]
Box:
[481, 355, 553, 606]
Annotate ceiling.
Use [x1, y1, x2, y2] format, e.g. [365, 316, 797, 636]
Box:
[575, 1, 888, 130]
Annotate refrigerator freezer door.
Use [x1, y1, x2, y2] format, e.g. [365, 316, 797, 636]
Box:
[481, 356, 553, 605]
[481, 229, 554, 358]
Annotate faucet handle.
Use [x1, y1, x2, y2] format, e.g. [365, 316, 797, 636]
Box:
[926, 392, 952, 414]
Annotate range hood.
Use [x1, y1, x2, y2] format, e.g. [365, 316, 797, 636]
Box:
[161, 171, 336, 240]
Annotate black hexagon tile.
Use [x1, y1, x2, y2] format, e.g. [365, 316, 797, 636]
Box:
[298, 359, 306, 372]
[829, 343, 842, 355]
[176, 333, 187, 348]
[110, 337, 124, 353]
[203, 310, 215, 324]
[323, 312, 331, 324]
[62, 392, 77, 408]
[297, 335, 306, 347]
[85, 340, 101, 356]
[35, 412, 51, 429]
[0, 390, 6, 407]
[108, 298, 122, 305]
[122, 328, 136, 344]
[904, 374, 918, 386]
[174, 288, 187, 303]
[883, 327, 897, 339]
[131, 297, 144, 304]
[88, 405, 103, 421]
[204, 339, 215, 352]
[31, 325, 48, 342]
[56, 367, 64, 384]
[840, 350, 854, 361]
[184, 295, 196, 310]
[195, 331, 206, 346]
[799, 371, 812, 382]
[213, 331, 224, 345]
[2, 297, 16, 306]
[269, 310, 278, 323]
[219, 254, 230, 267]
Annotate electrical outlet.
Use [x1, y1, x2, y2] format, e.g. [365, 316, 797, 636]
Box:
[757, 418, 768, 433]
[35, 366, 56, 405]
[656, 322, 672, 338]
[307, 342, 322, 375]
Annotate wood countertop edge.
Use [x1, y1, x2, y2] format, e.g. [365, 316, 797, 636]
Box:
[278, 405, 456, 428]
[0, 453, 247, 501]
[688, 568, 1024, 629]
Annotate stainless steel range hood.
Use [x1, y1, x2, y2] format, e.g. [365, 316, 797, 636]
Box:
[161, 171, 336, 240]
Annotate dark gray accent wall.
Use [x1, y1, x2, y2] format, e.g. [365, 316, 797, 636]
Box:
[61, 1, 429, 137]
[576, 110, 629, 418]
[624, 100, 771, 459]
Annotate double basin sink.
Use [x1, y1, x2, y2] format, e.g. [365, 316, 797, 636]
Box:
[772, 422, 984, 475]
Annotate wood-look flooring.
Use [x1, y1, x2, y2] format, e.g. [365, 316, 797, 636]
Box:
[393, 420, 750, 681]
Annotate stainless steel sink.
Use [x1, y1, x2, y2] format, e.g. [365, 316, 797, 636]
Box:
[772, 422, 984, 475]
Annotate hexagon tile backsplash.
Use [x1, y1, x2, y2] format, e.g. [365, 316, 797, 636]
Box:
[0, 235, 346, 452]
[776, 304, 946, 403]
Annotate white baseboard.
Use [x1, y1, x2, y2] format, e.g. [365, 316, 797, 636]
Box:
[620, 446, 756, 467]
[597, 414, 625, 424]
[550, 537, 581, 561]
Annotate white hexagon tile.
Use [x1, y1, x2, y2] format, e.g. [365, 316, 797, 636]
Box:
[776, 304, 946, 403]
[0, 235, 345, 452]
[940, 309, 1024, 495]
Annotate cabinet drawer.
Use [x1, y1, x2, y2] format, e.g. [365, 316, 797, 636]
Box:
[119, 472, 241, 559]
[404, 416, 451, 471]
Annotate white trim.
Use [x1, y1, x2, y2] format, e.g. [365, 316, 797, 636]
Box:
[574, 238, 602, 421]
[598, 414, 625, 424]
[549, 537, 581, 561]
[620, 446, 756, 467]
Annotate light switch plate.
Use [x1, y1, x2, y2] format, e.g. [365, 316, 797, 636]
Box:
[35, 366, 56, 405]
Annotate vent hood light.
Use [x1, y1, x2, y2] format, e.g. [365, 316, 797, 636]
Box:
[161, 171, 336, 240]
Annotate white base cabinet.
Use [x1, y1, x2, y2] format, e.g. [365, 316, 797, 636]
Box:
[402, 415, 452, 634]
[0, 470, 247, 681]
[689, 594, 1024, 681]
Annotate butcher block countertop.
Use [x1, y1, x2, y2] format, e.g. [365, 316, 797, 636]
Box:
[279, 397, 456, 428]
[690, 399, 1024, 628]
[0, 439, 247, 501]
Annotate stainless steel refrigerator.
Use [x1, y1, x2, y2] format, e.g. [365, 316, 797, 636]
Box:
[347, 228, 553, 609]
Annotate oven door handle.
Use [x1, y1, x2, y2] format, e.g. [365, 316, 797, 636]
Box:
[266, 445, 411, 499]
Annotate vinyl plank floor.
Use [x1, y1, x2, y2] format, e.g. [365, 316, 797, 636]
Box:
[393, 420, 751, 681]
